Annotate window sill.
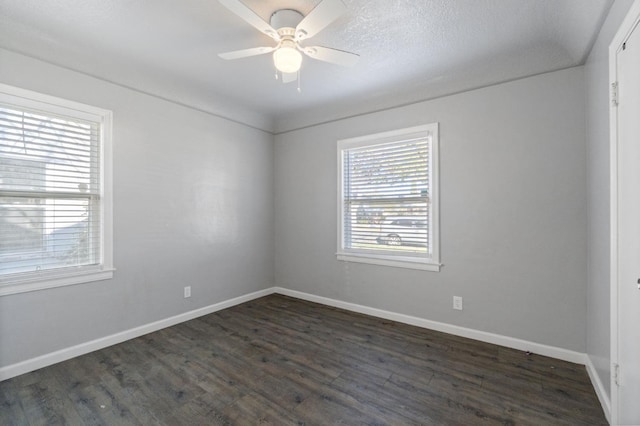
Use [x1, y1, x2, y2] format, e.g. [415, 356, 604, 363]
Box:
[337, 252, 441, 272]
[0, 267, 115, 296]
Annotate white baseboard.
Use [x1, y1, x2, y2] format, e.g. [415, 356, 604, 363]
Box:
[0, 288, 274, 381]
[273, 287, 587, 365]
[276, 287, 615, 420]
[585, 355, 611, 423]
[1, 283, 603, 423]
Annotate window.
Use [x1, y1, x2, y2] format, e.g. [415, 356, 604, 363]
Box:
[337, 123, 440, 271]
[0, 84, 113, 295]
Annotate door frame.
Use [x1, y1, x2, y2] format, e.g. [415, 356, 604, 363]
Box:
[610, 2, 640, 424]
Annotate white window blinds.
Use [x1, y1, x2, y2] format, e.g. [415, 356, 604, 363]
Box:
[338, 123, 440, 270]
[342, 137, 430, 255]
[0, 104, 102, 277]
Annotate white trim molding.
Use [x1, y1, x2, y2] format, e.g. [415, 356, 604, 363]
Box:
[609, 2, 640, 424]
[2, 284, 598, 405]
[0, 288, 273, 381]
[585, 355, 611, 424]
[0, 83, 114, 295]
[336, 123, 441, 272]
[274, 287, 587, 365]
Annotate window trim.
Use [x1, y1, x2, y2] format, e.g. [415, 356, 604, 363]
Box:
[0, 83, 114, 296]
[336, 123, 441, 272]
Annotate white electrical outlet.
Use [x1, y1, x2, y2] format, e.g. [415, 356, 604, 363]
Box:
[184, 286, 191, 298]
[453, 296, 463, 310]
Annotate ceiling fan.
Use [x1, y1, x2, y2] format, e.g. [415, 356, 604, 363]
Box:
[218, 0, 359, 85]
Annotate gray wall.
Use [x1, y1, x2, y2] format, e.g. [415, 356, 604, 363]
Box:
[275, 67, 588, 351]
[1, 10, 622, 372]
[0, 49, 275, 367]
[584, 0, 635, 403]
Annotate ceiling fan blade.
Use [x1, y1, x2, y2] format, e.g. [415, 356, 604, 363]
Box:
[295, 0, 347, 41]
[281, 72, 298, 84]
[218, 46, 276, 60]
[303, 46, 359, 67]
[218, 0, 280, 40]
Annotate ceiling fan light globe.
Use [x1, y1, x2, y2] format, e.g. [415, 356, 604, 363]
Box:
[274, 47, 302, 73]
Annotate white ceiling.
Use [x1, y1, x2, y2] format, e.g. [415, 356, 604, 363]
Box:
[0, 0, 613, 133]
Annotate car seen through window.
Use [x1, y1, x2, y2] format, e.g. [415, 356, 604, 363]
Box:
[376, 217, 428, 247]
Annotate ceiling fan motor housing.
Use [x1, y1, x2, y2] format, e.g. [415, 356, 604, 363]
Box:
[270, 9, 304, 37]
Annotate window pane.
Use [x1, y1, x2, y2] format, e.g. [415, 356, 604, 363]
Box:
[0, 102, 102, 278]
[342, 137, 430, 256]
[0, 196, 100, 275]
[0, 106, 99, 194]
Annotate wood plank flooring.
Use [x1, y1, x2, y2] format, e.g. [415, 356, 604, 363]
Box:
[1, 294, 607, 425]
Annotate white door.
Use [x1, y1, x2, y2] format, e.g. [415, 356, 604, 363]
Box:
[612, 4, 640, 425]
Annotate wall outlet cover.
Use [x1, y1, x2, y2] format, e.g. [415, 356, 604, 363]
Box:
[453, 296, 463, 310]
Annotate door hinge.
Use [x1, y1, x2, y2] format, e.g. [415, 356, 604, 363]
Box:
[611, 82, 619, 107]
[614, 363, 620, 386]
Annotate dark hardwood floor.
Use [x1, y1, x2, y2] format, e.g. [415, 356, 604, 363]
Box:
[1, 294, 607, 425]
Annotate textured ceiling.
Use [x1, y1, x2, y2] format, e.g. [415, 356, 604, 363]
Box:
[0, 0, 613, 132]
